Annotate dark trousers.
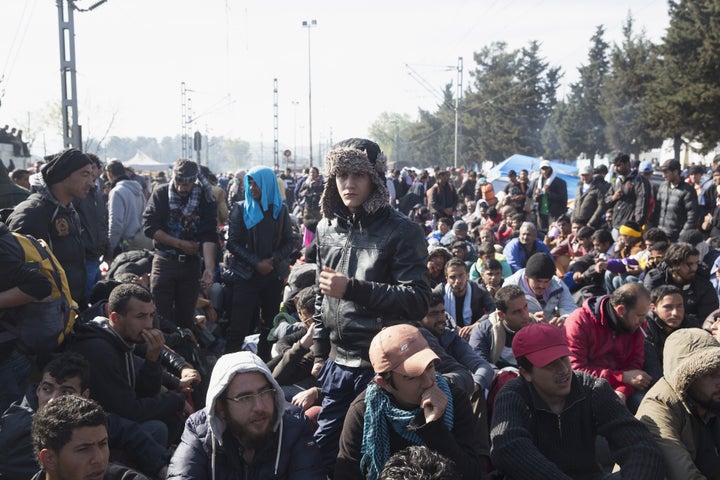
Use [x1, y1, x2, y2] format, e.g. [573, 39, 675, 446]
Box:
[227, 272, 283, 358]
[314, 360, 375, 475]
[150, 255, 200, 329]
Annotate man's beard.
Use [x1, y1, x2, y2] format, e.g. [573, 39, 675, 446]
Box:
[228, 412, 276, 450]
[689, 387, 720, 413]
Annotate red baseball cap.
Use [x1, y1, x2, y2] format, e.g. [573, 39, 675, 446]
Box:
[369, 324, 439, 376]
[512, 323, 571, 367]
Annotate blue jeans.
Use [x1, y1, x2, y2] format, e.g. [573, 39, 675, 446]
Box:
[85, 259, 102, 301]
[314, 360, 375, 474]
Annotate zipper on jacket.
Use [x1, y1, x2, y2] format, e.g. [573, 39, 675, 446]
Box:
[335, 215, 356, 344]
[556, 414, 562, 440]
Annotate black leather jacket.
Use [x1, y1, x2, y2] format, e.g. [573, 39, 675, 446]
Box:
[312, 205, 431, 368]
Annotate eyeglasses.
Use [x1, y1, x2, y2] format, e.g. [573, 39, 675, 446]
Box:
[226, 387, 276, 407]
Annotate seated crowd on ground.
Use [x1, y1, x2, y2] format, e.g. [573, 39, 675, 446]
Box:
[1, 145, 720, 479]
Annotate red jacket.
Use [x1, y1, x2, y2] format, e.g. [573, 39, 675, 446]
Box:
[563, 296, 645, 397]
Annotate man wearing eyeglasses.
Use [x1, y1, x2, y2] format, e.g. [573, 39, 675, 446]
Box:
[167, 351, 325, 480]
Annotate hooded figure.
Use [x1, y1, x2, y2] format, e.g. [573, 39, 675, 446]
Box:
[167, 351, 324, 480]
[225, 167, 297, 356]
[636, 328, 720, 480]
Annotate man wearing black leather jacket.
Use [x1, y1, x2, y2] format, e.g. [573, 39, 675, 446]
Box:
[311, 138, 431, 473]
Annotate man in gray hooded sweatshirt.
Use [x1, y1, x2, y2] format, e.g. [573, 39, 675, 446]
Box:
[167, 351, 324, 480]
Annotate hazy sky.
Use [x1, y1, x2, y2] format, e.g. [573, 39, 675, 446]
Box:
[1, 0, 669, 158]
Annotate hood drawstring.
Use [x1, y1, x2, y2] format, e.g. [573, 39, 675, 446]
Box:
[273, 417, 284, 477]
[211, 433, 217, 480]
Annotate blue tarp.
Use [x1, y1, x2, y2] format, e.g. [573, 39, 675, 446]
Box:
[486, 154, 579, 200]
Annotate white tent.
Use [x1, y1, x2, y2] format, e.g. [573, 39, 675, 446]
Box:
[124, 150, 170, 172]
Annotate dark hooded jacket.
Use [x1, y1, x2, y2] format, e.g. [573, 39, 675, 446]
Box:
[167, 352, 325, 480]
[7, 178, 86, 304]
[312, 145, 431, 369]
[66, 318, 185, 422]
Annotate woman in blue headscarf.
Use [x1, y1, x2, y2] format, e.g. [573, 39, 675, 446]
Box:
[226, 166, 297, 358]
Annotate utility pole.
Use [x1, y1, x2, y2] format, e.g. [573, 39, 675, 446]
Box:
[302, 19, 317, 168]
[292, 101, 299, 167]
[454, 57, 463, 169]
[56, 0, 81, 149]
[181, 82, 188, 158]
[273, 78, 279, 173]
[56, 0, 108, 150]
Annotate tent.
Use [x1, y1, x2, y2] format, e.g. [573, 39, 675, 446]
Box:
[486, 154, 580, 200]
[123, 150, 170, 172]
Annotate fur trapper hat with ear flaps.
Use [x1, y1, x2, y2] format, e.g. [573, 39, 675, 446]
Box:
[320, 138, 388, 220]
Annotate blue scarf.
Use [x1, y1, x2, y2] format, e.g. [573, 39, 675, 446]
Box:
[243, 166, 283, 229]
[360, 373, 454, 480]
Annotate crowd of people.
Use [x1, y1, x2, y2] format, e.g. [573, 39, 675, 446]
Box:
[1, 140, 720, 479]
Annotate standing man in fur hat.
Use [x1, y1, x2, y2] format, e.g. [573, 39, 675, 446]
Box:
[143, 158, 217, 330]
[8, 148, 94, 306]
[312, 138, 431, 473]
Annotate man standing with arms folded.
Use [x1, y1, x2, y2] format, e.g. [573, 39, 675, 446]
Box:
[312, 138, 431, 473]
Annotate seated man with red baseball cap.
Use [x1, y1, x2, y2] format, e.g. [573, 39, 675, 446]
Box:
[490, 322, 664, 480]
[334, 324, 486, 480]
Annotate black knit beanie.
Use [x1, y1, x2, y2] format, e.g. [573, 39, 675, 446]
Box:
[525, 253, 556, 279]
[42, 148, 91, 185]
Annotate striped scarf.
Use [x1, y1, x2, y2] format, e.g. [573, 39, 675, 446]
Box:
[360, 373, 454, 480]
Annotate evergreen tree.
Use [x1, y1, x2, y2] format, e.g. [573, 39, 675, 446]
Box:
[646, 0, 720, 159]
[601, 15, 663, 159]
[553, 26, 610, 160]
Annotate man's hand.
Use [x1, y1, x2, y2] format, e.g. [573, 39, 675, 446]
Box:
[622, 369, 652, 390]
[612, 189, 623, 202]
[200, 268, 213, 289]
[255, 258, 274, 276]
[178, 368, 201, 392]
[626, 264, 642, 275]
[532, 311, 547, 323]
[311, 360, 325, 378]
[301, 323, 315, 350]
[177, 239, 200, 255]
[319, 266, 349, 299]
[141, 328, 166, 362]
[291, 387, 319, 411]
[548, 315, 566, 328]
[458, 323, 476, 341]
[421, 384, 448, 423]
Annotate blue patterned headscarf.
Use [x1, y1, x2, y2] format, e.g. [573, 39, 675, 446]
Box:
[243, 166, 283, 229]
[360, 372, 454, 480]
